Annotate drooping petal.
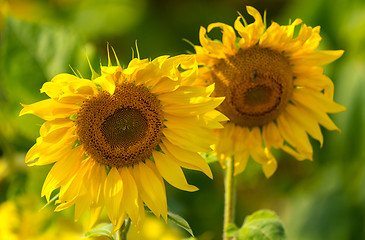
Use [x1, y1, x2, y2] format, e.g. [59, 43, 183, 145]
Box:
[293, 88, 346, 113]
[26, 133, 77, 166]
[104, 167, 125, 234]
[262, 121, 283, 149]
[161, 140, 213, 179]
[277, 113, 313, 160]
[153, 151, 199, 192]
[233, 150, 249, 175]
[261, 148, 278, 178]
[41, 146, 84, 201]
[292, 92, 342, 131]
[284, 103, 324, 146]
[163, 128, 213, 152]
[119, 167, 139, 226]
[133, 162, 167, 221]
[199, 27, 226, 57]
[207, 22, 237, 54]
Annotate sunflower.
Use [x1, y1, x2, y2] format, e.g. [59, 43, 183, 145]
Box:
[20, 53, 226, 233]
[194, 6, 345, 177]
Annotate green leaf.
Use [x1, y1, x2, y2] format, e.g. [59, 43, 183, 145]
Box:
[0, 17, 97, 145]
[41, 193, 59, 210]
[225, 223, 239, 237]
[167, 211, 195, 237]
[238, 209, 287, 240]
[84, 222, 117, 239]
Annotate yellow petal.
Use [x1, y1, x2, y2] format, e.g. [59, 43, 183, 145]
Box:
[41, 146, 83, 201]
[41, 73, 80, 98]
[294, 75, 335, 100]
[235, 6, 264, 48]
[101, 66, 122, 75]
[180, 65, 198, 86]
[199, 26, 226, 57]
[207, 22, 237, 54]
[89, 204, 103, 230]
[158, 84, 215, 104]
[215, 123, 236, 157]
[164, 112, 224, 130]
[41, 127, 73, 144]
[293, 88, 346, 113]
[233, 151, 249, 175]
[119, 167, 139, 226]
[292, 92, 342, 131]
[149, 76, 179, 94]
[27, 133, 76, 166]
[41, 81, 66, 99]
[292, 50, 344, 66]
[261, 148, 278, 178]
[104, 167, 125, 234]
[74, 194, 90, 221]
[285, 104, 323, 146]
[161, 140, 213, 179]
[57, 93, 87, 104]
[153, 151, 199, 192]
[69, 79, 99, 96]
[199, 110, 229, 128]
[162, 97, 224, 116]
[57, 158, 91, 207]
[163, 128, 213, 152]
[134, 162, 167, 221]
[93, 76, 116, 95]
[20, 99, 79, 120]
[281, 145, 307, 161]
[277, 113, 313, 160]
[246, 127, 261, 151]
[247, 127, 268, 165]
[86, 163, 106, 228]
[144, 161, 168, 217]
[131, 166, 159, 218]
[262, 121, 283, 149]
[39, 118, 74, 136]
[88, 163, 106, 204]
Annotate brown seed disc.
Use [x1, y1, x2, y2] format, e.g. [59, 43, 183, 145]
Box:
[211, 46, 294, 127]
[75, 82, 164, 168]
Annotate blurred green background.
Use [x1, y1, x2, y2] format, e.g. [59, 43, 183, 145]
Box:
[0, 0, 364, 239]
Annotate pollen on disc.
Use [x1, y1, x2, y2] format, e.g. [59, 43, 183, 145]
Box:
[211, 45, 294, 127]
[76, 83, 164, 168]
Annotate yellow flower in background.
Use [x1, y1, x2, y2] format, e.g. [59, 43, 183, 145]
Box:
[0, 196, 84, 240]
[194, 6, 345, 177]
[128, 215, 183, 240]
[0, 201, 18, 240]
[20, 53, 226, 233]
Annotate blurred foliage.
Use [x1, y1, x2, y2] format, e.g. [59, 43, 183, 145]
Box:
[226, 209, 287, 240]
[0, 0, 364, 239]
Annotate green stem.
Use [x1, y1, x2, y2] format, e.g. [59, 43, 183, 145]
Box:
[223, 157, 236, 240]
[118, 218, 131, 240]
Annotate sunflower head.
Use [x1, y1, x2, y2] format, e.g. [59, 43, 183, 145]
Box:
[20, 52, 227, 233]
[194, 6, 345, 177]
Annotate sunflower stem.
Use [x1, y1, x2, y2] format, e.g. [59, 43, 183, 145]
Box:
[119, 217, 132, 240]
[223, 157, 236, 240]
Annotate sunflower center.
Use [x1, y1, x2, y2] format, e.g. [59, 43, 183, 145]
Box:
[212, 45, 293, 127]
[101, 108, 148, 147]
[76, 83, 164, 168]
